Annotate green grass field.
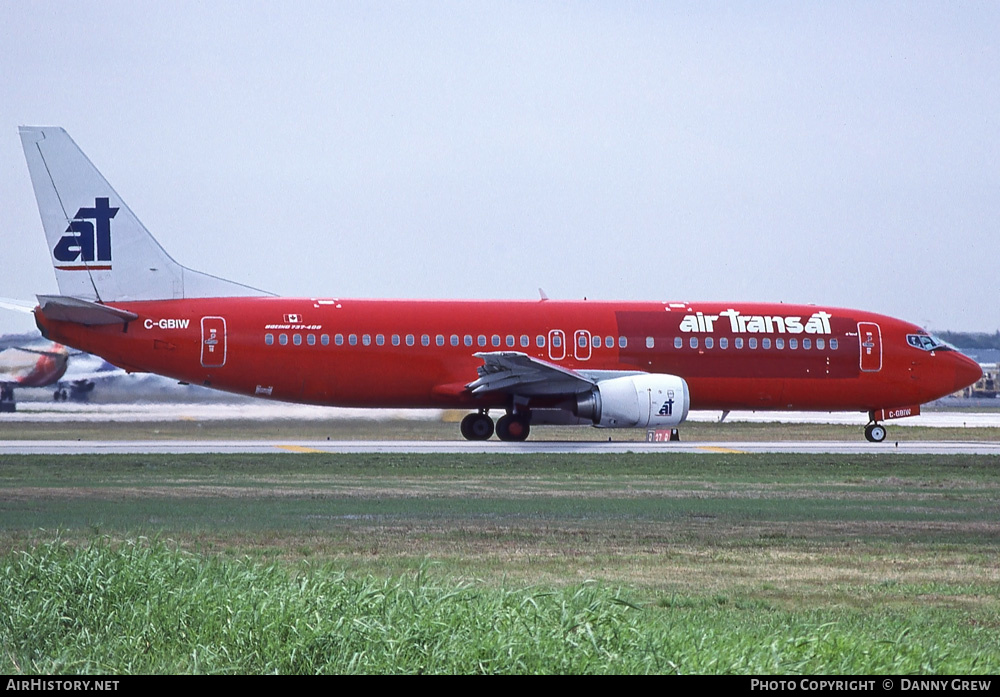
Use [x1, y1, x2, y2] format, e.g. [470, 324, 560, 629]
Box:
[2, 451, 999, 674]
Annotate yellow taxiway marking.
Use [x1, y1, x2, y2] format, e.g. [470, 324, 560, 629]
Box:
[697, 446, 748, 454]
[275, 445, 326, 453]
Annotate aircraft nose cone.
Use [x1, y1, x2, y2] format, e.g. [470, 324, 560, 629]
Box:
[954, 353, 983, 393]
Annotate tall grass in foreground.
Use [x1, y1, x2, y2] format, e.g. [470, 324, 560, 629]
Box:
[2, 540, 994, 674]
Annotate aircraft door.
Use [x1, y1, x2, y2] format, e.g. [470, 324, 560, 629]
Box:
[858, 322, 882, 372]
[548, 329, 566, 361]
[201, 316, 227, 368]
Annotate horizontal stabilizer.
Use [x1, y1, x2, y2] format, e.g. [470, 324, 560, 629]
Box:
[36, 295, 139, 326]
[0, 298, 38, 314]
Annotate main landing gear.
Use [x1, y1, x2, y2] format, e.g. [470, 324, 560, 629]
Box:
[864, 422, 887, 443]
[460, 411, 494, 440]
[0, 385, 15, 413]
[460, 410, 531, 442]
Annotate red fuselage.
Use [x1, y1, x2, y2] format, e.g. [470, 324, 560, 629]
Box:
[34, 298, 982, 414]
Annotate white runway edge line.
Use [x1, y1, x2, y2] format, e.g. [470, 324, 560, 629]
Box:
[1, 440, 999, 455]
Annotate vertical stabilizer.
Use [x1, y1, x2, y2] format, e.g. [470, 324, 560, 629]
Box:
[19, 126, 271, 302]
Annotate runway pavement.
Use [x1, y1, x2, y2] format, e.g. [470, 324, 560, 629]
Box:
[4, 400, 1000, 427]
[1, 401, 997, 455]
[2, 439, 999, 455]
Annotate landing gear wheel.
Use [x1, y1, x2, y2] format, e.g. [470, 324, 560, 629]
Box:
[496, 414, 530, 442]
[460, 413, 495, 441]
[865, 423, 887, 443]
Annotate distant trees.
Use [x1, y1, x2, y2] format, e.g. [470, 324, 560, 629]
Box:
[938, 331, 1000, 350]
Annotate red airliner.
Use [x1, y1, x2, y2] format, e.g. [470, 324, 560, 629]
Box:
[0, 341, 70, 410]
[19, 127, 982, 442]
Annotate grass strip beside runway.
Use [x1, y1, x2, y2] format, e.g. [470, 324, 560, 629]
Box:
[1, 452, 998, 673]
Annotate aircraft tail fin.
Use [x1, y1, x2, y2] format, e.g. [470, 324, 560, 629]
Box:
[19, 126, 272, 302]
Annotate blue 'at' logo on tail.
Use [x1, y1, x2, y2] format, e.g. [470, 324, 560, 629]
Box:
[53, 197, 118, 268]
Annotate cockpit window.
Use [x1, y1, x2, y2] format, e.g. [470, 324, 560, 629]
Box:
[907, 334, 952, 352]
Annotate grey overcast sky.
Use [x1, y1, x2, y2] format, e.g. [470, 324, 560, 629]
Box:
[1, 1, 998, 335]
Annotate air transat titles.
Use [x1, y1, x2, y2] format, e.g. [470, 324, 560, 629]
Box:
[678, 310, 833, 335]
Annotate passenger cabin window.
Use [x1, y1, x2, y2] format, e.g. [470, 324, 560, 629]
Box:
[689, 337, 698, 349]
[674, 337, 683, 349]
[719, 337, 728, 349]
[465, 335, 473, 347]
[436, 335, 444, 346]
[749, 338, 758, 349]
[816, 338, 825, 350]
[830, 338, 838, 350]
[478, 335, 487, 347]
[392, 335, 400, 346]
[349, 334, 357, 346]
[803, 338, 812, 350]
[421, 335, 430, 346]
[362, 334, 371, 346]
[265, 334, 274, 345]
[335, 334, 344, 346]
[789, 338, 797, 349]
[507, 335, 515, 347]
[279, 334, 288, 346]
[521, 335, 529, 347]
[619, 336, 627, 348]
[406, 334, 415, 346]
[451, 335, 459, 347]
[705, 337, 714, 349]
[734, 338, 743, 349]
[376, 334, 385, 346]
[761, 338, 770, 350]
[321, 334, 330, 346]
[307, 334, 316, 346]
[536, 335, 545, 348]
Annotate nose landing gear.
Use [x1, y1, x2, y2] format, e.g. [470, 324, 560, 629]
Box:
[864, 422, 887, 443]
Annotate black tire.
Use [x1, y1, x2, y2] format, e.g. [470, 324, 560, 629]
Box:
[461, 413, 494, 441]
[496, 414, 530, 442]
[865, 423, 887, 442]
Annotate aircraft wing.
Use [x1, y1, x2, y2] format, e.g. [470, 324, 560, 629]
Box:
[57, 368, 122, 384]
[466, 352, 597, 396]
[9, 345, 70, 359]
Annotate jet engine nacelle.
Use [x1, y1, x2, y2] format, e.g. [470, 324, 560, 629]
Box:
[575, 374, 690, 428]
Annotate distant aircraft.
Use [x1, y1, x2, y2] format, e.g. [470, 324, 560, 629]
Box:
[17, 126, 982, 440]
[0, 340, 92, 411]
